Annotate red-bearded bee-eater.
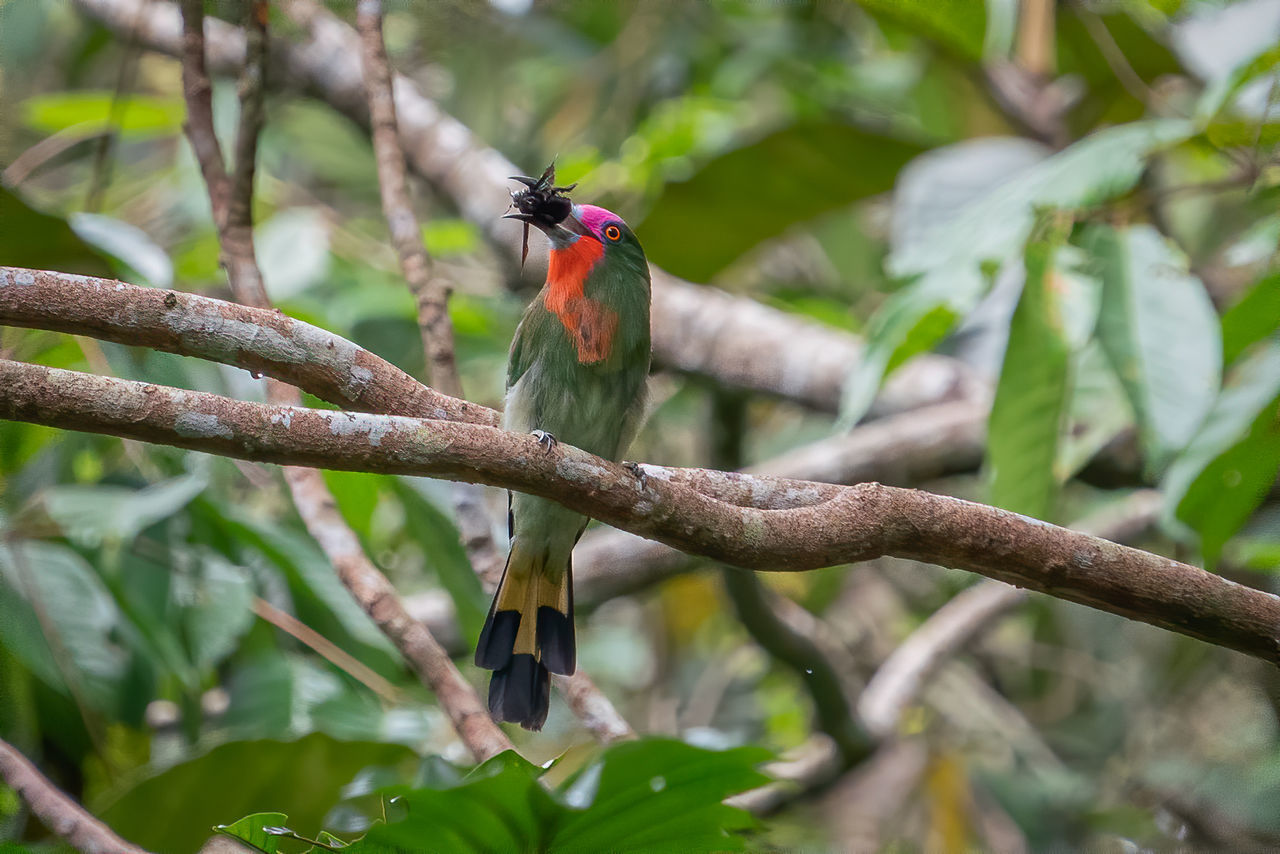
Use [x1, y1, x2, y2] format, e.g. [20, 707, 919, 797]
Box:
[475, 194, 651, 730]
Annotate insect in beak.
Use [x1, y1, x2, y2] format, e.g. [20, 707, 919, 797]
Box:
[507, 163, 577, 268]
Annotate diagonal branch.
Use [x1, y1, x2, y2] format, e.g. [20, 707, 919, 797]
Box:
[0, 736, 150, 854]
[3, 358, 1278, 664]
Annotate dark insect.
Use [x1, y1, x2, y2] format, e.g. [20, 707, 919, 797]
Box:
[509, 163, 577, 266]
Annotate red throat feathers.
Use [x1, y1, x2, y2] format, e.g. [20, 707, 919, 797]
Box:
[545, 237, 618, 364]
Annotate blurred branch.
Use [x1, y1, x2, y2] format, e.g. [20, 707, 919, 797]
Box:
[174, 4, 512, 763]
[69, 0, 981, 418]
[1069, 0, 1156, 108]
[251, 596, 400, 702]
[355, 0, 630, 744]
[4, 358, 1278, 664]
[712, 387, 870, 763]
[859, 489, 1165, 737]
[0, 736, 150, 854]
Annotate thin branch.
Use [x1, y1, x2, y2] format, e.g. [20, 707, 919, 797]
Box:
[1070, 0, 1157, 108]
[551, 671, 637, 744]
[0, 736, 151, 854]
[252, 596, 400, 702]
[178, 0, 230, 225]
[355, 0, 459, 399]
[858, 490, 1165, 737]
[70, 0, 981, 417]
[227, 0, 269, 251]
[3, 359, 1278, 664]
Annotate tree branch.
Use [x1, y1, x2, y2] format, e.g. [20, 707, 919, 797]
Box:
[0, 737, 150, 854]
[69, 0, 981, 417]
[3, 358, 1277, 664]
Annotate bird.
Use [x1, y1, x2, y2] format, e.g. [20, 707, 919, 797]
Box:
[474, 172, 651, 730]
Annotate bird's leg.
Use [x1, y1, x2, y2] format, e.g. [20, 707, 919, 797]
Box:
[623, 461, 648, 489]
[531, 430, 558, 453]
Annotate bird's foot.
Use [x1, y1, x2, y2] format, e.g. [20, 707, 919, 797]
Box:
[531, 430, 558, 453]
[624, 461, 647, 489]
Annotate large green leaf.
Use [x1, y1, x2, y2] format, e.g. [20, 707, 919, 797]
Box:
[38, 469, 208, 549]
[213, 812, 288, 854]
[96, 734, 416, 854]
[1084, 224, 1222, 465]
[855, 0, 987, 60]
[841, 120, 1193, 426]
[199, 502, 400, 675]
[1221, 270, 1280, 367]
[1163, 342, 1280, 566]
[0, 541, 128, 711]
[638, 122, 925, 282]
[20, 91, 185, 139]
[394, 479, 488, 647]
[986, 214, 1073, 519]
[0, 187, 111, 276]
[222, 740, 769, 854]
[553, 739, 769, 853]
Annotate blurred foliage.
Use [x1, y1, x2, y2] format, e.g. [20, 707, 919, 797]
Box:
[2, 0, 1280, 851]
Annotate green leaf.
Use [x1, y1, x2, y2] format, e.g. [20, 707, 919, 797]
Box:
[1085, 224, 1223, 464]
[201, 503, 400, 673]
[986, 212, 1073, 519]
[837, 273, 972, 429]
[20, 91, 185, 139]
[38, 469, 208, 549]
[96, 733, 416, 854]
[0, 186, 112, 276]
[856, 0, 987, 60]
[554, 740, 770, 853]
[1222, 270, 1280, 367]
[1163, 342, 1280, 566]
[1058, 342, 1133, 482]
[422, 219, 480, 258]
[279, 739, 770, 854]
[0, 541, 128, 711]
[178, 554, 255, 670]
[393, 480, 487, 646]
[639, 123, 925, 282]
[68, 213, 173, 287]
[843, 121, 1193, 426]
[890, 121, 1193, 279]
[214, 812, 289, 854]
[1196, 41, 1280, 123]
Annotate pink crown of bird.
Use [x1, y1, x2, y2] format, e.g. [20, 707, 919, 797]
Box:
[474, 164, 652, 730]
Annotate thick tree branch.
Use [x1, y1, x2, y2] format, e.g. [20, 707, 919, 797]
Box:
[0, 737, 150, 854]
[3, 358, 1277, 664]
[0, 268, 842, 511]
[69, 0, 980, 417]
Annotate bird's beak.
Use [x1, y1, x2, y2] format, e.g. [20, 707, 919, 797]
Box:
[503, 207, 593, 247]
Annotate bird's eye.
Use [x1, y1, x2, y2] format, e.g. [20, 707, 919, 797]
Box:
[604, 224, 622, 242]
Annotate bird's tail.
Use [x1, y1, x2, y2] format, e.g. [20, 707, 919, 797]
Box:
[474, 542, 574, 731]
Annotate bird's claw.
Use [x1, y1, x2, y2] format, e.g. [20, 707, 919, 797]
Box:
[532, 430, 558, 453]
[624, 461, 647, 489]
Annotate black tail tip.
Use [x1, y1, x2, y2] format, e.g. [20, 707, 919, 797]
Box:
[487, 654, 550, 731]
